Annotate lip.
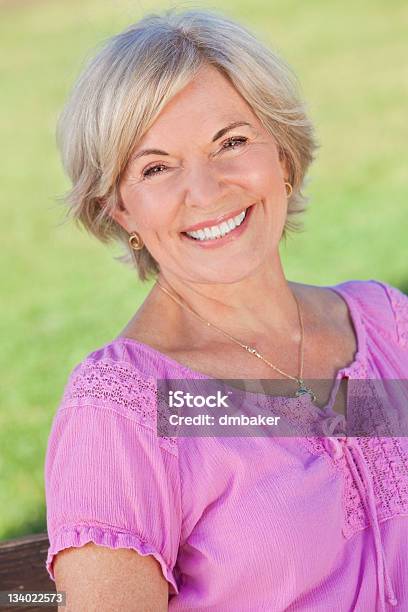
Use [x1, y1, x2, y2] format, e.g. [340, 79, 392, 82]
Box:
[180, 202, 256, 249]
[181, 205, 251, 233]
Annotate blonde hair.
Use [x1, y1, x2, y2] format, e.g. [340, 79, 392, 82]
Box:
[56, 7, 318, 282]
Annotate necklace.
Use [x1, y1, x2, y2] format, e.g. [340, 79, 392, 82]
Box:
[155, 280, 318, 403]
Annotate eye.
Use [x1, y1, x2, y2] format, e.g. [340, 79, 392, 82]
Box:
[142, 163, 168, 180]
[221, 136, 248, 150]
[141, 136, 248, 179]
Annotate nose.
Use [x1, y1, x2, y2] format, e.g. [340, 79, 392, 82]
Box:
[183, 160, 231, 211]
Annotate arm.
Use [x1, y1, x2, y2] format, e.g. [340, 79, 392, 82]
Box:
[54, 542, 168, 612]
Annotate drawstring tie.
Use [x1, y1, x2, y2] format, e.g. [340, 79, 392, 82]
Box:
[323, 426, 398, 611]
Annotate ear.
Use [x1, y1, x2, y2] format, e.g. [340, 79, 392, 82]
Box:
[105, 194, 132, 233]
[108, 206, 129, 232]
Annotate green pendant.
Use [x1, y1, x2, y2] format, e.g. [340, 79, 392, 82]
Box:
[295, 378, 317, 403]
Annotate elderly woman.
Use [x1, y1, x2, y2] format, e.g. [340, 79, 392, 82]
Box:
[44, 8, 408, 612]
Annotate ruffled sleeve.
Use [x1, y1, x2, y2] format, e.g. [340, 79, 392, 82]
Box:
[44, 356, 181, 595]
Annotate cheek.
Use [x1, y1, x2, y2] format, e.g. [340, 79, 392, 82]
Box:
[233, 145, 283, 183]
[136, 203, 172, 231]
[120, 183, 175, 231]
[238, 155, 284, 196]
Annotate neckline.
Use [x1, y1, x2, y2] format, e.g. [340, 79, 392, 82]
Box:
[112, 281, 367, 413]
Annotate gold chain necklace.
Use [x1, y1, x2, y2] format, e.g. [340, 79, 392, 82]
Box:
[155, 280, 317, 403]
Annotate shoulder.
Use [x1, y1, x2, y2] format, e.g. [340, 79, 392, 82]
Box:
[326, 279, 408, 349]
[56, 340, 177, 455]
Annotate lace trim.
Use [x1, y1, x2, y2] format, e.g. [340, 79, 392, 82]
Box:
[61, 357, 178, 455]
[306, 374, 408, 539]
[341, 437, 408, 538]
[306, 436, 408, 539]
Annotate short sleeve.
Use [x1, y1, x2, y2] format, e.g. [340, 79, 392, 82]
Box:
[44, 356, 181, 595]
[370, 280, 408, 349]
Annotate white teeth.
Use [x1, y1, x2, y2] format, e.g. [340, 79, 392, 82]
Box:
[219, 221, 230, 236]
[185, 208, 248, 241]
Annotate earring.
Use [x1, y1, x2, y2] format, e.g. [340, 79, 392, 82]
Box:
[128, 231, 144, 250]
[284, 182, 293, 198]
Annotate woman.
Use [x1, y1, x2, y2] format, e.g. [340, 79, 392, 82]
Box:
[44, 8, 408, 611]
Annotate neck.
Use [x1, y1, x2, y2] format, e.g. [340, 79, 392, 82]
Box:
[154, 255, 305, 348]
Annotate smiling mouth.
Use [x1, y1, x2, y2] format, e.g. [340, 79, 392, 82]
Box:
[181, 204, 254, 242]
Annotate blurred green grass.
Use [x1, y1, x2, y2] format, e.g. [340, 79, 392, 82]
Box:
[0, 0, 407, 539]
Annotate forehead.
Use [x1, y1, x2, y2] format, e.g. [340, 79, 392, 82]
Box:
[141, 64, 258, 141]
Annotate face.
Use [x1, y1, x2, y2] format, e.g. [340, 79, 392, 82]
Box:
[113, 64, 289, 284]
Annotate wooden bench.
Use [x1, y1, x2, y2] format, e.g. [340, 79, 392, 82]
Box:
[0, 533, 57, 611]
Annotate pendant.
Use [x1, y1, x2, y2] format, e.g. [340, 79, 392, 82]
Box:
[295, 378, 317, 403]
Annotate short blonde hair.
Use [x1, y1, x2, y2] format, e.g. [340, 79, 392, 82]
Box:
[56, 8, 318, 282]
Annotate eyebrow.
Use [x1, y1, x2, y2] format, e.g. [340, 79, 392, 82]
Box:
[129, 121, 252, 162]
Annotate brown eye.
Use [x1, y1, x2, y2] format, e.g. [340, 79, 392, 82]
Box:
[221, 136, 248, 150]
[142, 164, 168, 179]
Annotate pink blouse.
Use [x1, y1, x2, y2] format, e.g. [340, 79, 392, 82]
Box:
[44, 279, 408, 611]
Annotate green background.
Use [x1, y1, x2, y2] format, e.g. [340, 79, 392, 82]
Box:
[0, 0, 407, 540]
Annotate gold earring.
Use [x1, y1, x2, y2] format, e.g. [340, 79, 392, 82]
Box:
[128, 232, 144, 250]
[284, 182, 293, 198]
